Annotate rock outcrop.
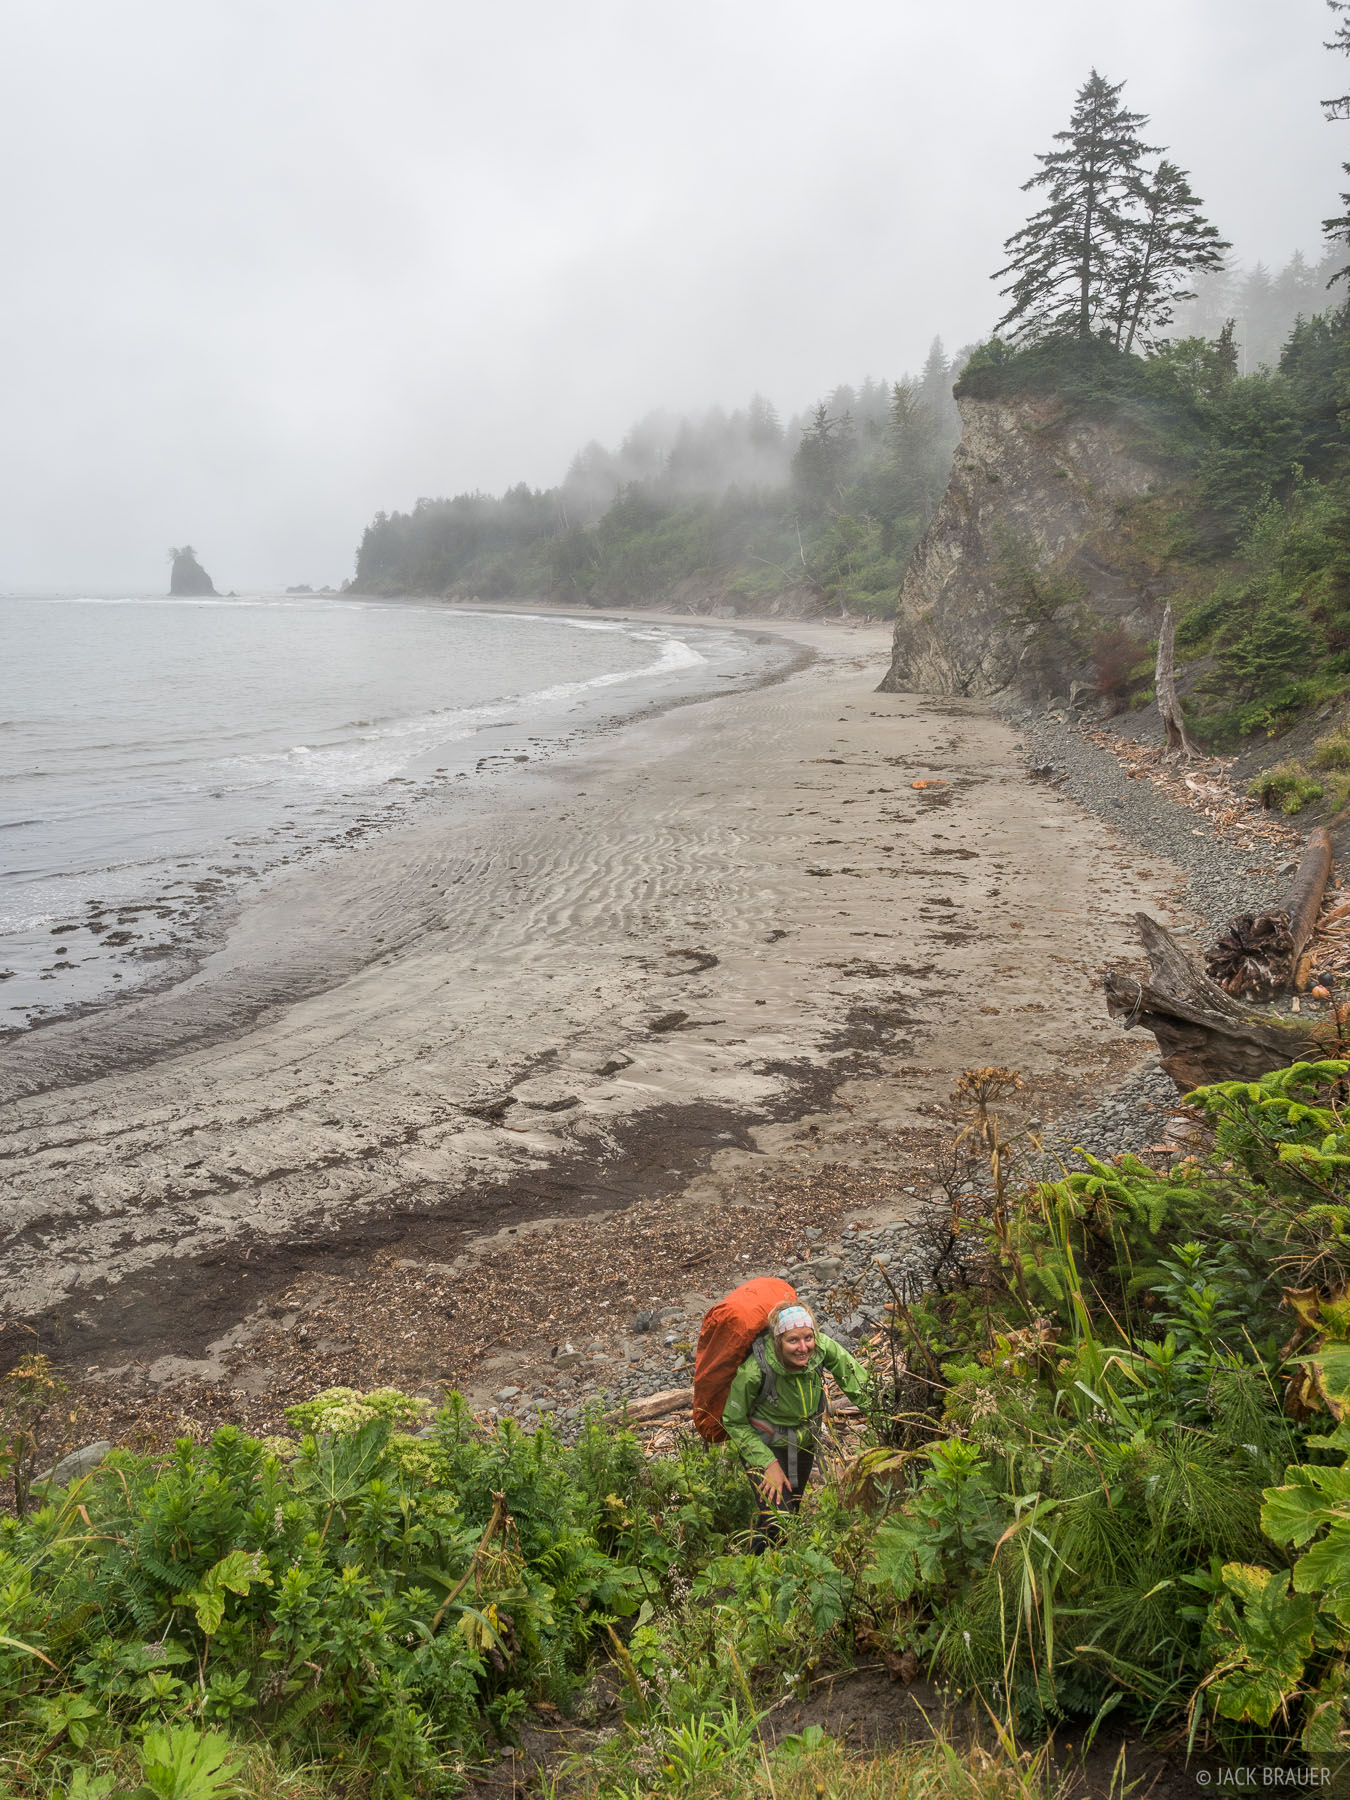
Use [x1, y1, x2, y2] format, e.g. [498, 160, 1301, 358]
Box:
[168, 545, 218, 597]
[878, 390, 1179, 701]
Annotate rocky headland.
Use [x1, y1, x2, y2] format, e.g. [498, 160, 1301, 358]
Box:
[878, 385, 1173, 702]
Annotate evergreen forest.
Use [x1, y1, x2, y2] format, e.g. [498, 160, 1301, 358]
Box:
[352, 225, 1337, 632]
[351, 55, 1343, 643]
[353, 348, 964, 619]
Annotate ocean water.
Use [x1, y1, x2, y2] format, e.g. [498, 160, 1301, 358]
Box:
[0, 593, 785, 1028]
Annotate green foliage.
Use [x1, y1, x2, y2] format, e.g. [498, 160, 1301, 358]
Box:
[858, 1061, 1350, 1753]
[658, 1701, 760, 1787]
[21, 1060, 1350, 1785]
[1314, 724, 1350, 770]
[868, 1439, 1002, 1602]
[0, 1400, 752, 1797]
[1202, 1564, 1320, 1731]
[135, 1724, 242, 1800]
[354, 366, 962, 618]
[1198, 1407, 1350, 1749]
[1247, 761, 1326, 814]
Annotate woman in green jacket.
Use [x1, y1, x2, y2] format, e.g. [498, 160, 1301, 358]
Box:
[721, 1301, 872, 1550]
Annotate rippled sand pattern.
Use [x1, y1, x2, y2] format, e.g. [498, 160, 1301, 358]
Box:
[0, 622, 1185, 1348]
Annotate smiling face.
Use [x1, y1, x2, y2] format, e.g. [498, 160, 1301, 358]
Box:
[778, 1325, 816, 1369]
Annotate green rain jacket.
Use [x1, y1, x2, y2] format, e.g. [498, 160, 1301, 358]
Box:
[721, 1332, 872, 1478]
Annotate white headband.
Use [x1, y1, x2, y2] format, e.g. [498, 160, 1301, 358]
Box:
[774, 1305, 814, 1336]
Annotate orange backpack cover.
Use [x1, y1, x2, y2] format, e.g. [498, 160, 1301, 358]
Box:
[692, 1277, 797, 1443]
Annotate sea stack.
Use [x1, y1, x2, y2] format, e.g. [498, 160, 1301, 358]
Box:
[168, 545, 218, 597]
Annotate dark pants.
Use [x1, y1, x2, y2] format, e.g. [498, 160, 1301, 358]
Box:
[748, 1450, 814, 1553]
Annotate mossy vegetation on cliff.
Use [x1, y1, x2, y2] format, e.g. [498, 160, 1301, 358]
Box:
[877, 47, 1350, 747]
[881, 306, 1350, 745]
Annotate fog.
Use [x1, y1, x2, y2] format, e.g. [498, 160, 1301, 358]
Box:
[0, 0, 1338, 590]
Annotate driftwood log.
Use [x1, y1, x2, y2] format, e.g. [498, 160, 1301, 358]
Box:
[1155, 602, 1198, 758]
[604, 1387, 692, 1424]
[1104, 913, 1342, 1088]
[1204, 828, 1334, 997]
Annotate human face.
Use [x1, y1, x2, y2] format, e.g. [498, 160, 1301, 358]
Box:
[778, 1326, 815, 1369]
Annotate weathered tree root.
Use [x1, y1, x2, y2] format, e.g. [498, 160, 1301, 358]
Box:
[1104, 912, 1345, 1089]
[1203, 828, 1334, 998]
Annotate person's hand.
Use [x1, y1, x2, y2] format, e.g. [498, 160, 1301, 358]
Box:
[758, 1461, 790, 1506]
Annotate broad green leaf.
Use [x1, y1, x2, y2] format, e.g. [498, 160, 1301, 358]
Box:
[1214, 1664, 1289, 1728]
[1292, 1520, 1350, 1590]
[174, 1550, 270, 1637]
[1262, 1465, 1350, 1547]
[138, 1724, 242, 1800]
[65, 1774, 116, 1800]
[298, 1416, 392, 1510]
[1210, 1563, 1317, 1725]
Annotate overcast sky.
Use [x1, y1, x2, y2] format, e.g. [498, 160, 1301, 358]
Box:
[0, 0, 1340, 589]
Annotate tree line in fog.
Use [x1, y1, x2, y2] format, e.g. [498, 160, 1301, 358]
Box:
[353, 341, 965, 617]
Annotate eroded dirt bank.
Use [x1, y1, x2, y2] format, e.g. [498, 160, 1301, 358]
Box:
[0, 619, 1192, 1439]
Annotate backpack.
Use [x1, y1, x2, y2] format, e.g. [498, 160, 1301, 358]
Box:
[692, 1277, 797, 1443]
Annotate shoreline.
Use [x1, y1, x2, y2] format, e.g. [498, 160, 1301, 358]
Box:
[1, 600, 803, 1052]
[1, 616, 1193, 1437]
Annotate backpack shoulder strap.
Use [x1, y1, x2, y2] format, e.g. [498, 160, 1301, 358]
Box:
[750, 1333, 778, 1410]
[751, 1334, 827, 1421]
[750, 1333, 827, 1491]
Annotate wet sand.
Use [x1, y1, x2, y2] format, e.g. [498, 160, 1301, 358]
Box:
[0, 616, 1189, 1395]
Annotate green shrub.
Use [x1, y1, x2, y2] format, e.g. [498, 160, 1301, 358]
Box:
[16, 1060, 1350, 1784]
[1247, 760, 1324, 814]
[1314, 725, 1350, 770]
[858, 1061, 1350, 1752]
[0, 1399, 753, 1797]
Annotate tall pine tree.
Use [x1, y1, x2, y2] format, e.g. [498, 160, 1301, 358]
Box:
[885, 383, 949, 523]
[1111, 159, 1229, 352]
[1324, 0, 1350, 281]
[918, 337, 961, 439]
[791, 404, 856, 513]
[1325, 0, 1350, 115]
[996, 71, 1155, 341]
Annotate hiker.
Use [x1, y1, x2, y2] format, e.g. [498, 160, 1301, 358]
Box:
[720, 1300, 871, 1550]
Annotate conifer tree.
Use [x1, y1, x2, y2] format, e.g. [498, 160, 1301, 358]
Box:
[1325, 0, 1350, 117]
[885, 383, 948, 522]
[996, 71, 1155, 341]
[791, 403, 856, 512]
[745, 392, 783, 451]
[918, 337, 950, 407]
[917, 337, 961, 439]
[1324, 0, 1350, 280]
[1174, 263, 1236, 341]
[1111, 159, 1229, 352]
[1238, 263, 1286, 367]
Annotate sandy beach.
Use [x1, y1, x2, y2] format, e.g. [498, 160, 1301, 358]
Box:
[0, 613, 1190, 1428]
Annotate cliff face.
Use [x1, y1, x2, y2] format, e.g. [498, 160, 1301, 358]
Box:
[878, 391, 1177, 700]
